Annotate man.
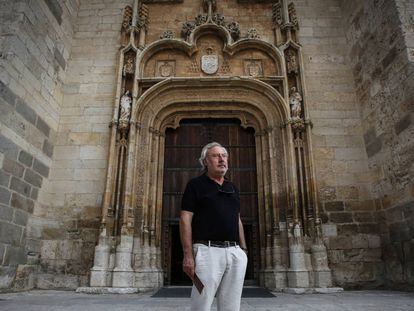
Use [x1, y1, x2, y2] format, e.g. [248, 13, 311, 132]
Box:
[180, 142, 248, 311]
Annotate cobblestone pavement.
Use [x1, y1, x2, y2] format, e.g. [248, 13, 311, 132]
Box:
[0, 289, 413, 311]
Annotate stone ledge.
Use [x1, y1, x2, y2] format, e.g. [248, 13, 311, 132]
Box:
[282, 287, 344, 294]
[76, 287, 144, 294]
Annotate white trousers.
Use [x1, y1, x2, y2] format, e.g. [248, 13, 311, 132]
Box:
[191, 243, 248, 311]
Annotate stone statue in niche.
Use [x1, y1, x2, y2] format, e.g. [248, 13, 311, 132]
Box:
[289, 87, 302, 120]
[123, 55, 135, 76]
[119, 90, 132, 124]
[286, 49, 299, 74]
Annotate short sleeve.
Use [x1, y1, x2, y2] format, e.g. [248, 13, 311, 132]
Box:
[181, 181, 197, 212]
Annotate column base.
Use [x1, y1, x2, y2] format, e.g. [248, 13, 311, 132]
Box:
[134, 269, 163, 290]
[90, 269, 112, 287]
[287, 270, 309, 288]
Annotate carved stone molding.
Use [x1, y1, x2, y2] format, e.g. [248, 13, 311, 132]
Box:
[244, 59, 263, 77]
[159, 30, 174, 39]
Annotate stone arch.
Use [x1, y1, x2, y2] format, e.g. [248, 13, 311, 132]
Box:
[126, 78, 295, 287]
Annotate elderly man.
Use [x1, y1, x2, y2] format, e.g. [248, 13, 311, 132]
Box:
[180, 142, 248, 311]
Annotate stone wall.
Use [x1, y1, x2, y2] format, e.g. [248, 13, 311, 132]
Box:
[0, 0, 79, 290]
[295, 0, 384, 288]
[37, 0, 130, 289]
[342, 0, 414, 289]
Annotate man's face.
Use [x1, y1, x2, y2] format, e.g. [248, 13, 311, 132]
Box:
[204, 146, 228, 176]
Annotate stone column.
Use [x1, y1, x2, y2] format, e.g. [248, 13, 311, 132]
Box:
[311, 220, 332, 288]
[112, 233, 134, 287]
[287, 223, 309, 288]
[90, 229, 112, 287]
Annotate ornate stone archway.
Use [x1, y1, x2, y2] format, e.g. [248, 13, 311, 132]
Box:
[87, 0, 334, 292]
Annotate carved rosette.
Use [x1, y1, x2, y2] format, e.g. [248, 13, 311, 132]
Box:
[246, 28, 260, 39]
[160, 30, 174, 39]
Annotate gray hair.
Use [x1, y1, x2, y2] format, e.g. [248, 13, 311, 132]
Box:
[199, 142, 228, 171]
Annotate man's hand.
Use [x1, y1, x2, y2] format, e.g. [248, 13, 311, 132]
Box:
[182, 254, 195, 280]
[180, 210, 194, 280]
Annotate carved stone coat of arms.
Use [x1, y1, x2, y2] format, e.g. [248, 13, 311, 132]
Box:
[201, 48, 219, 74]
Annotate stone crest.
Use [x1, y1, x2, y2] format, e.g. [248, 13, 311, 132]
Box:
[244, 59, 263, 77]
[156, 60, 175, 77]
[201, 47, 218, 75]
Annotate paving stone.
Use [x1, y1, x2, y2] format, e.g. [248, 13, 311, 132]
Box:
[0, 187, 11, 205]
[10, 192, 34, 213]
[0, 221, 22, 246]
[10, 177, 31, 197]
[33, 159, 50, 178]
[2, 158, 24, 178]
[24, 169, 43, 188]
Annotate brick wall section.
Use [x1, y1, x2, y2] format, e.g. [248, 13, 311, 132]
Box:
[342, 0, 414, 289]
[37, 0, 130, 289]
[0, 0, 78, 290]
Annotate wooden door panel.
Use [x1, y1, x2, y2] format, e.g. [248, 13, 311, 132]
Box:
[162, 118, 259, 285]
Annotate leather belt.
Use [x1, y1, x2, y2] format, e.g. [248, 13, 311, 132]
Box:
[194, 240, 239, 248]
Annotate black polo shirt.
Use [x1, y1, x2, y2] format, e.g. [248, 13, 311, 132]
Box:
[181, 174, 240, 242]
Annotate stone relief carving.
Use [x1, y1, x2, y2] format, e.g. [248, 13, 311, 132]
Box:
[138, 4, 149, 30]
[181, 21, 196, 39]
[288, 2, 298, 28]
[286, 49, 299, 74]
[195, 14, 208, 26]
[227, 21, 241, 41]
[212, 13, 225, 26]
[289, 87, 302, 120]
[219, 58, 231, 73]
[160, 30, 174, 39]
[156, 60, 175, 77]
[244, 59, 263, 77]
[123, 54, 135, 76]
[272, 0, 283, 26]
[122, 6, 133, 30]
[188, 59, 200, 72]
[246, 28, 260, 39]
[119, 90, 132, 128]
[201, 47, 219, 75]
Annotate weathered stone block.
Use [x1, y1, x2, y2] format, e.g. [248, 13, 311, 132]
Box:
[324, 201, 345, 212]
[3, 158, 24, 178]
[13, 209, 29, 226]
[0, 221, 22, 246]
[42, 139, 54, 158]
[10, 177, 31, 197]
[33, 159, 50, 178]
[16, 99, 37, 125]
[24, 169, 43, 188]
[35, 117, 50, 137]
[18, 150, 33, 167]
[329, 212, 353, 223]
[0, 187, 11, 205]
[10, 193, 34, 213]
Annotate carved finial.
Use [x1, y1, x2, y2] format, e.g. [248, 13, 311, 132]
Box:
[203, 0, 217, 18]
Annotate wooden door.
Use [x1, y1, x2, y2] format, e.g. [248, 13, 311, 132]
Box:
[162, 118, 259, 285]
